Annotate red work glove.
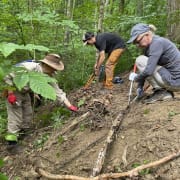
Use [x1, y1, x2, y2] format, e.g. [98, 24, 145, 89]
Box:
[7, 93, 17, 104]
[68, 105, 78, 112]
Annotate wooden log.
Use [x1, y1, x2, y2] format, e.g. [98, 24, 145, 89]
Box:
[91, 110, 126, 176]
[36, 150, 180, 180]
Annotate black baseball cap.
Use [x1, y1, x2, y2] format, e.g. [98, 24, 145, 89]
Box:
[82, 32, 94, 45]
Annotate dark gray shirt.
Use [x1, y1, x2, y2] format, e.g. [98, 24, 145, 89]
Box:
[137, 35, 180, 87]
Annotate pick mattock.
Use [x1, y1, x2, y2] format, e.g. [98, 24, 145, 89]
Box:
[128, 64, 137, 106]
[83, 65, 105, 90]
[83, 73, 96, 90]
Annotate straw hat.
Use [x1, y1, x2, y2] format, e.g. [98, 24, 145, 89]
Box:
[40, 54, 64, 71]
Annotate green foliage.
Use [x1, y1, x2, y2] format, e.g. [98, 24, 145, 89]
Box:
[33, 133, 49, 148]
[143, 109, 150, 115]
[0, 42, 49, 57]
[58, 135, 64, 144]
[77, 98, 85, 107]
[132, 161, 151, 175]
[79, 123, 85, 132]
[0, 159, 8, 180]
[0, 0, 179, 93]
[0, 101, 7, 138]
[13, 69, 57, 100]
[50, 107, 70, 128]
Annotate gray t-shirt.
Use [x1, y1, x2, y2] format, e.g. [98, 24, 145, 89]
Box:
[137, 35, 180, 87]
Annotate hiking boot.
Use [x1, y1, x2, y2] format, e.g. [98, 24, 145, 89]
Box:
[143, 89, 174, 104]
[6, 141, 22, 155]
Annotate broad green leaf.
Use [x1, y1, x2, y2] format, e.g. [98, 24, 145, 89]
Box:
[13, 73, 29, 91]
[28, 71, 57, 83]
[29, 79, 56, 100]
[24, 44, 49, 52]
[0, 43, 19, 57]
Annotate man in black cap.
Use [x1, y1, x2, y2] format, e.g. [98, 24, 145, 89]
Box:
[128, 23, 180, 103]
[83, 32, 125, 90]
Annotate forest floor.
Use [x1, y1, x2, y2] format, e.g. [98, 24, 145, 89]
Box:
[0, 72, 180, 180]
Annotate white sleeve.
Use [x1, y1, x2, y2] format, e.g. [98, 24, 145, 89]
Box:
[50, 82, 67, 103]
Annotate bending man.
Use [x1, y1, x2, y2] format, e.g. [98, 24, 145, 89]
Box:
[83, 32, 125, 90]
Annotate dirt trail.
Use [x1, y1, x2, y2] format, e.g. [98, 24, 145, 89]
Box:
[0, 74, 180, 180]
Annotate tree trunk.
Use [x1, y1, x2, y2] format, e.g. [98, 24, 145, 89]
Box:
[136, 0, 143, 16]
[119, 0, 125, 13]
[97, 0, 105, 32]
[167, 0, 180, 42]
[64, 0, 71, 44]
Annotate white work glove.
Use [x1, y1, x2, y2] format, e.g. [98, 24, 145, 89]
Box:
[129, 72, 138, 81]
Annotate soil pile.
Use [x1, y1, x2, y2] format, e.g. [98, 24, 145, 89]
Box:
[0, 73, 180, 180]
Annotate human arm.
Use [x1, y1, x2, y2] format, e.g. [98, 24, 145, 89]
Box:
[94, 51, 106, 76]
[50, 82, 78, 112]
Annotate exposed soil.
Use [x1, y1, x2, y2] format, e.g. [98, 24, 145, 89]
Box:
[0, 73, 180, 180]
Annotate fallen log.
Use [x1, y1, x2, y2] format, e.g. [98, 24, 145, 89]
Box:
[44, 112, 90, 149]
[91, 109, 128, 176]
[36, 150, 180, 180]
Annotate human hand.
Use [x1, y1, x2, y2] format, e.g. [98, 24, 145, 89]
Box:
[136, 87, 144, 98]
[68, 105, 78, 112]
[7, 93, 17, 104]
[129, 72, 138, 81]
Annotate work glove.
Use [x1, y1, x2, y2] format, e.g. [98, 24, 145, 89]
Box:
[68, 105, 78, 112]
[136, 87, 144, 98]
[129, 72, 138, 81]
[7, 93, 17, 104]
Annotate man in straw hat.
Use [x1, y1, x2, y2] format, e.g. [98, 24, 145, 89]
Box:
[128, 23, 180, 103]
[4, 54, 78, 153]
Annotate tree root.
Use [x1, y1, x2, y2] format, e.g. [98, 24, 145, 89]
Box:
[36, 150, 180, 180]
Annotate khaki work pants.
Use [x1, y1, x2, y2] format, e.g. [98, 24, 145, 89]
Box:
[104, 48, 124, 89]
[7, 91, 33, 134]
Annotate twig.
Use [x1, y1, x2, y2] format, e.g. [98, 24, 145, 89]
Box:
[36, 150, 180, 180]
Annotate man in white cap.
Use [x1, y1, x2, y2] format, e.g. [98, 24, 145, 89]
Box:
[128, 23, 180, 103]
[4, 54, 78, 152]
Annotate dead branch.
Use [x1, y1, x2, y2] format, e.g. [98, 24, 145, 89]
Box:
[91, 110, 126, 176]
[36, 150, 180, 180]
[44, 112, 90, 149]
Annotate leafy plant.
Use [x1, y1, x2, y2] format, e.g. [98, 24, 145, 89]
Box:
[132, 160, 151, 175]
[143, 109, 150, 115]
[0, 159, 8, 180]
[78, 98, 85, 107]
[0, 42, 49, 57]
[33, 133, 49, 148]
[12, 68, 57, 100]
[79, 123, 85, 132]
